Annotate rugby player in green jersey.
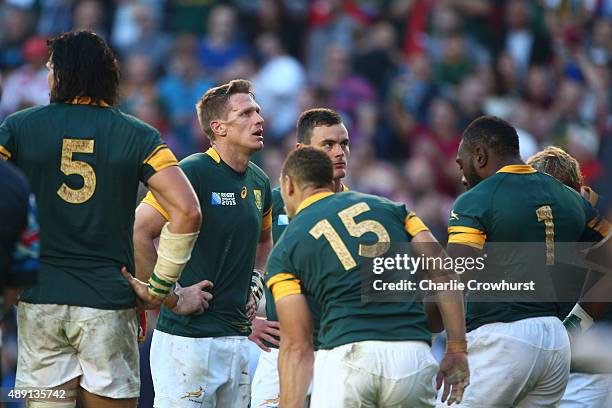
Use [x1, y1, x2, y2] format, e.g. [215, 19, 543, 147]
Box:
[250, 108, 349, 408]
[444, 116, 610, 407]
[267, 147, 469, 407]
[133, 79, 273, 407]
[0, 31, 206, 408]
[527, 146, 612, 407]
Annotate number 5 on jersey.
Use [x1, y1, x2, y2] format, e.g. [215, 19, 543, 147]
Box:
[57, 138, 96, 204]
[309, 202, 390, 271]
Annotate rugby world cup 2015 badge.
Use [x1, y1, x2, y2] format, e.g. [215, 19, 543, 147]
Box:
[253, 189, 263, 211]
[211, 192, 236, 206]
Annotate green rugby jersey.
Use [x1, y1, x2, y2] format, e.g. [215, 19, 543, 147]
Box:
[448, 165, 610, 332]
[266, 191, 431, 350]
[144, 148, 272, 338]
[265, 185, 349, 349]
[0, 99, 177, 309]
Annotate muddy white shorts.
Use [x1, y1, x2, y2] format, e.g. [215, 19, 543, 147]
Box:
[311, 340, 438, 408]
[16, 302, 140, 398]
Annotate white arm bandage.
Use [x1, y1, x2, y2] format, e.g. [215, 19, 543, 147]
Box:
[147, 223, 199, 299]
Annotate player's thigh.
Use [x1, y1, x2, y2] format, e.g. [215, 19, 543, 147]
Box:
[559, 373, 612, 408]
[516, 348, 570, 408]
[515, 321, 571, 408]
[71, 307, 140, 399]
[378, 341, 438, 408]
[78, 387, 137, 408]
[458, 331, 539, 407]
[24, 377, 79, 408]
[311, 343, 379, 408]
[251, 348, 280, 408]
[216, 337, 250, 408]
[150, 331, 232, 408]
[16, 302, 81, 389]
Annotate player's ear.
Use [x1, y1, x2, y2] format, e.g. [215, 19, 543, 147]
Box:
[210, 120, 227, 137]
[286, 175, 296, 196]
[296, 142, 303, 150]
[474, 145, 488, 169]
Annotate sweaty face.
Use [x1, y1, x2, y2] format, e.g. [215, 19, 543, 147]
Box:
[223, 93, 264, 153]
[307, 124, 349, 180]
[456, 140, 482, 189]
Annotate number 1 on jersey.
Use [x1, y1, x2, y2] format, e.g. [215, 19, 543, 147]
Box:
[536, 205, 555, 265]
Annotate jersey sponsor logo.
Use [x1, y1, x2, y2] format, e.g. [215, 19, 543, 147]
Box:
[450, 210, 460, 221]
[211, 192, 236, 206]
[254, 189, 263, 211]
[278, 214, 289, 226]
[181, 385, 205, 402]
[241, 186, 248, 199]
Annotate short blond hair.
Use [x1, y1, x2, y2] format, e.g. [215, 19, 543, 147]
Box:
[527, 146, 583, 191]
[195, 79, 253, 141]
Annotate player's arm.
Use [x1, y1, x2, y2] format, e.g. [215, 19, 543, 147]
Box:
[266, 243, 312, 406]
[276, 293, 314, 408]
[564, 203, 612, 334]
[127, 166, 202, 308]
[248, 190, 274, 319]
[247, 226, 273, 319]
[565, 232, 612, 334]
[133, 202, 166, 282]
[580, 232, 612, 319]
[247, 226, 280, 350]
[413, 232, 467, 343]
[146, 166, 201, 234]
[411, 229, 470, 405]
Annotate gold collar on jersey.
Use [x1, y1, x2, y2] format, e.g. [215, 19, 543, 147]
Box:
[296, 191, 334, 215]
[497, 164, 536, 174]
[68, 97, 110, 107]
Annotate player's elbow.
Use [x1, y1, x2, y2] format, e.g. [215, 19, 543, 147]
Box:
[281, 335, 313, 354]
[134, 204, 165, 240]
[170, 200, 202, 232]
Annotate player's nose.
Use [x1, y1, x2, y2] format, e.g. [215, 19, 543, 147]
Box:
[254, 111, 264, 124]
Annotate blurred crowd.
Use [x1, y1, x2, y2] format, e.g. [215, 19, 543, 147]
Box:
[0, 0, 611, 405]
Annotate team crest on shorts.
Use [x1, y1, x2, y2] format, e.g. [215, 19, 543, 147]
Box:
[181, 385, 205, 402]
[254, 189, 263, 211]
[260, 396, 280, 407]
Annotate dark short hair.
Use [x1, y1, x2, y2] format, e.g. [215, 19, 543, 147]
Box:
[462, 115, 520, 157]
[296, 108, 343, 144]
[282, 147, 333, 190]
[48, 31, 120, 106]
[196, 79, 253, 141]
[527, 146, 583, 191]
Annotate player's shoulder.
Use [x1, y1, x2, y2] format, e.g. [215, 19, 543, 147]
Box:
[3, 105, 47, 125]
[247, 161, 270, 184]
[179, 152, 211, 171]
[278, 218, 306, 247]
[453, 175, 501, 208]
[335, 191, 405, 213]
[114, 110, 161, 136]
